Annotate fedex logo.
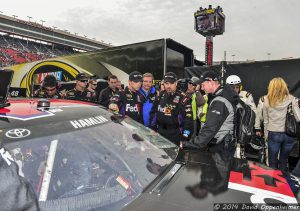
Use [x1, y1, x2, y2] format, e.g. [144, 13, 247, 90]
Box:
[158, 105, 173, 116]
[158, 105, 166, 112]
[125, 104, 139, 112]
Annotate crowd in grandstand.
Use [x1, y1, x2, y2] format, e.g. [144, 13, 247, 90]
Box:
[0, 35, 77, 67]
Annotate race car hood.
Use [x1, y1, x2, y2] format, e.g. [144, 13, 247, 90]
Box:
[123, 149, 300, 211]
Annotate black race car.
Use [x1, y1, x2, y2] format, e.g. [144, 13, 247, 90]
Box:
[0, 71, 300, 210]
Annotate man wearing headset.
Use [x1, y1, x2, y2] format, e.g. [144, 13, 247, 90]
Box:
[226, 75, 257, 113]
[34, 75, 63, 99]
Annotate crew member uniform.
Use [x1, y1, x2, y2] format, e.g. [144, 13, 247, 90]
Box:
[34, 89, 62, 99]
[155, 90, 193, 145]
[110, 86, 143, 123]
[65, 88, 96, 102]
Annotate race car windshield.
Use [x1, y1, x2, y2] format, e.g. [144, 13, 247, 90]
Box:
[5, 116, 178, 210]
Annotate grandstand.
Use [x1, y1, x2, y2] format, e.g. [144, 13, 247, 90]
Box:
[0, 14, 112, 67]
[0, 34, 78, 67]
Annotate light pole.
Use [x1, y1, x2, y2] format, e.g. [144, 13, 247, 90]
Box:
[11, 15, 18, 41]
[26, 16, 32, 47]
[232, 54, 235, 63]
[267, 53, 271, 60]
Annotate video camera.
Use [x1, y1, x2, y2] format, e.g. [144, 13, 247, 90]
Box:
[177, 78, 189, 92]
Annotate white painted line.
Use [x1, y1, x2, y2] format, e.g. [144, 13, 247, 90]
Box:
[39, 140, 58, 201]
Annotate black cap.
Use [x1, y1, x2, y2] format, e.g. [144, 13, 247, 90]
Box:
[129, 71, 143, 82]
[76, 73, 88, 81]
[189, 76, 200, 85]
[163, 72, 177, 83]
[199, 71, 219, 83]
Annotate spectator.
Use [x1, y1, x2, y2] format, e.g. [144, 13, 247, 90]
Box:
[98, 75, 118, 108]
[157, 80, 165, 96]
[255, 77, 300, 172]
[116, 80, 123, 91]
[138, 73, 158, 127]
[292, 157, 300, 178]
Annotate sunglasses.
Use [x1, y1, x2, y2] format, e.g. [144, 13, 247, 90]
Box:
[91, 83, 97, 86]
[45, 87, 56, 92]
[80, 80, 88, 83]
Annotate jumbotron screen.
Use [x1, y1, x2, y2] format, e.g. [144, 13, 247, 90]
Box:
[194, 7, 225, 37]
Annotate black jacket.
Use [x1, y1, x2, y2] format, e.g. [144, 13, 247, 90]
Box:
[65, 88, 96, 102]
[34, 89, 62, 99]
[192, 85, 239, 148]
[98, 87, 117, 108]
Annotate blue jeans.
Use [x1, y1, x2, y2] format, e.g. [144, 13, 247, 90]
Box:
[268, 131, 295, 172]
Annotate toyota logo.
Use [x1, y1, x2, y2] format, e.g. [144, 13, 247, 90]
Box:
[5, 129, 31, 139]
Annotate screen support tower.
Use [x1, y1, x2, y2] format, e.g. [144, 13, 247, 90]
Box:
[194, 5, 225, 66]
[205, 36, 213, 66]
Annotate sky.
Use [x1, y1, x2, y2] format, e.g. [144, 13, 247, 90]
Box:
[1, 0, 300, 62]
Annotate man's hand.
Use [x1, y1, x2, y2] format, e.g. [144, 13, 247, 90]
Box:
[60, 89, 66, 97]
[183, 130, 191, 139]
[256, 131, 262, 137]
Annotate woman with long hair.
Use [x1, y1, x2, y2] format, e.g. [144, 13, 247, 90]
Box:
[255, 77, 300, 172]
